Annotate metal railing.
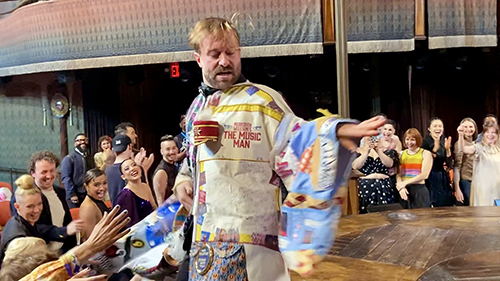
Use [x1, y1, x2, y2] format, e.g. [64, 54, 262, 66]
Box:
[0, 166, 26, 189]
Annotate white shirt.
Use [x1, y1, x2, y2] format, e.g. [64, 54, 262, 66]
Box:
[41, 188, 66, 251]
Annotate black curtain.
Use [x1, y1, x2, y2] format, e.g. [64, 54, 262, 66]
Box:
[82, 68, 121, 156]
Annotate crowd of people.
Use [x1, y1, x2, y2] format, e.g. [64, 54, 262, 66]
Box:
[353, 114, 500, 213]
[0, 16, 499, 281]
[0, 120, 183, 280]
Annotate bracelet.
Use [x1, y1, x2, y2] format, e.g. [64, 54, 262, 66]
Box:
[62, 251, 81, 277]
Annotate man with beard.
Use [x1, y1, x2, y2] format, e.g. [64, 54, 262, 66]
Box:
[61, 133, 95, 208]
[173, 17, 386, 280]
[153, 135, 179, 205]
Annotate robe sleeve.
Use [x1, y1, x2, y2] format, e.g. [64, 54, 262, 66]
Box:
[275, 116, 359, 277]
[19, 252, 78, 281]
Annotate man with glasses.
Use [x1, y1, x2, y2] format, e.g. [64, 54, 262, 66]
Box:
[61, 133, 95, 208]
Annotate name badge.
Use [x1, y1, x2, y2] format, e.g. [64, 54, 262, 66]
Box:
[195, 243, 214, 275]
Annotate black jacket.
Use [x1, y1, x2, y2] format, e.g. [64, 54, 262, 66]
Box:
[61, 150, 95, 198]
[10, 185, 76, 251]
[0, 215, 68, 267]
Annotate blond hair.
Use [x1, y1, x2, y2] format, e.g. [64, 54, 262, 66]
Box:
[0, 252, 58, 281]
[14, 174, 40, 201]
[4, 237, 49, 260]
[188, 17, 240, 53]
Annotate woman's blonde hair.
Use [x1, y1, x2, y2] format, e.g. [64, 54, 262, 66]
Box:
[4, 237, 49, 260]
[0, 237, 58, 281]
[0, 253, 59, 281]
[14, 174, 40, 201]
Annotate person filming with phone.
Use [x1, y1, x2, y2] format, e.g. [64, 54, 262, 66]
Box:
[352, 134, 399, 213]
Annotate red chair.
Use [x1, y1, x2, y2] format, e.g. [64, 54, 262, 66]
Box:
[105, 201, 112, 209]
[0, 182, 13, 228]
[0, 182, 12, 193]
[0, 201, 12, 227]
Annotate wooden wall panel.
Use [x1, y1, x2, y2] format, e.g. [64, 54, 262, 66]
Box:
[323, 0, 335, 44]
[415, 0, 426, 39]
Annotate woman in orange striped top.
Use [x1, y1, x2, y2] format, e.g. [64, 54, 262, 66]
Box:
[397, 128, 433, 208]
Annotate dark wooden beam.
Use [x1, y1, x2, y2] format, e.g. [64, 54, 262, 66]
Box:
[323, 0, 335, 44]
[415, 0, 426, 40]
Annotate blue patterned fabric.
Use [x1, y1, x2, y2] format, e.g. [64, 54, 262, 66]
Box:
[189, 242, 247, 280]
[0, 0, 323, 76]
[428, 0, 497, 49]
[346, 0, 415, 53]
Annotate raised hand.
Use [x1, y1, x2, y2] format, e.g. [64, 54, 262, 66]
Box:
[444, 136, 452, 150]
[337, 115, 386, 152]
[134, 147, 146, 165]
[337, 115, 386, 138]
[142, 153, 155, 172]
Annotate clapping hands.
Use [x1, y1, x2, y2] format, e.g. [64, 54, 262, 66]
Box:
[134, 147, 155, 172]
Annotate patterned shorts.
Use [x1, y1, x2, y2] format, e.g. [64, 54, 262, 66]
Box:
[189, 242, 248, 280]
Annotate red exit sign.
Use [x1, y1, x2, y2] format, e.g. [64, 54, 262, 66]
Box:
[170, 62, 180, 78]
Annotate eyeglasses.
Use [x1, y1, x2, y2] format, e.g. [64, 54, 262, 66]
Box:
[75, 138, 87, 143]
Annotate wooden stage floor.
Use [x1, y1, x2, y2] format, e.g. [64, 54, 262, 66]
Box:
[290, 206, 500, 281]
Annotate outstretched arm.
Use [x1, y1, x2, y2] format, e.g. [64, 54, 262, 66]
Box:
[337, 115, 386, 151]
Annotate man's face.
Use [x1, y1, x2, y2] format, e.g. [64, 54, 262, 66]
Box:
[31, 160, 57, 190]
[15, 194, 43, 225]
[126, 126, 138, 145]
[161, 140, 179, 163]
[484, 117, 498, 126]
[74, 135, 88, 151]
[194, 32, 242, 90]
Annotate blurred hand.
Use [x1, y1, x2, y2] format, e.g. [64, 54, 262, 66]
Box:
[358, 137, 370, 154]
[134, 147, 146, 165]
[444, 136, 452, 150]
[399, 188, 409, 201]
[337, 116, 386, 152]
[84, 205, 130, 254]
[68, 268, 107, 280]
[457, 125, 465, 135]
[177, 181, 193, 211]
[67, 219, 85, 235]
[142, 153, 155, 172]
[455, 189, 464, 203]
[337, 115, 386, 138]
[103, 148, 115, 164]
[71, 196, 79, 205]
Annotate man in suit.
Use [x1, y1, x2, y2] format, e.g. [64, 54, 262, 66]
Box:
[61, 133, 95, 208]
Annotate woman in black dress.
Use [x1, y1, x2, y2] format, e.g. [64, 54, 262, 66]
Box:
[352, 136, 399, 213]
[421, 117, 454, 207]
